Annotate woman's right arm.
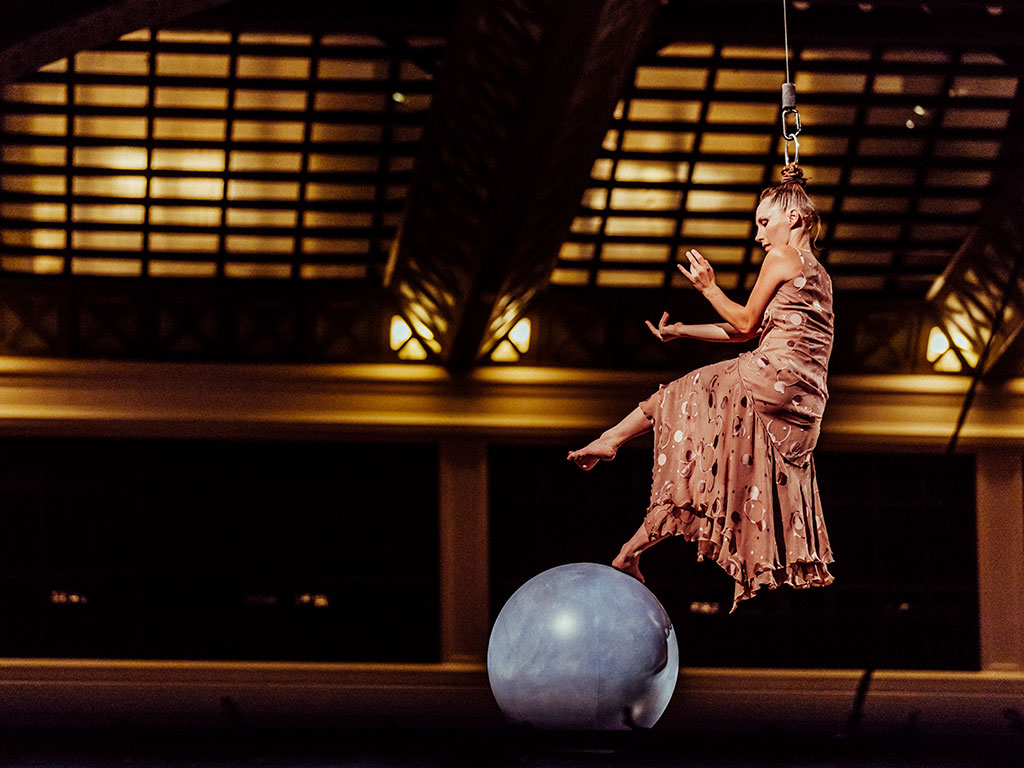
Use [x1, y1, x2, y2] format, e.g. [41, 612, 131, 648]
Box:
[646, 312, 758, 343]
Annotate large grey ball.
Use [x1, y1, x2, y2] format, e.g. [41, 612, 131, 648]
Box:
[487, 562, 678, 730]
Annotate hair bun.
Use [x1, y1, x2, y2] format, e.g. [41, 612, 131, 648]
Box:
[780, 163, 807, 187]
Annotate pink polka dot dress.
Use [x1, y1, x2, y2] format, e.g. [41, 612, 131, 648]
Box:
[640, 251, 835, 611]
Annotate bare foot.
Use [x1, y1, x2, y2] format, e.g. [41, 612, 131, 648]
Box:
[612, 552, 645, 584]
[566, 437, 617, 471]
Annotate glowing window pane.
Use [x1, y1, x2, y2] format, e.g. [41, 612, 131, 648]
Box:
[156, 30, 231, 44]
[833, 223, 902, 240]
[72, 231, 143, 250]
[793, 136, 849, 155]
[74, 85, 148, 107]
[951, 76, 1018, 98]
[627, 100, 701, 122]
[299, 264, 367, 279]
[227, 180, 299, 200]
[314, 92, 387, 111]
[3, 114, 67, 135]
[1, 229, 66, 248]
[848, 168, 916, 186]
[601, 244, 669, 262]
[73, 147, 148, 170]
[657, 43, 714, 56]
[635, 67, 707, 89]
[858, 138, 926, 156]
[621, 131, 694, 152]
[226, 209, 298, 227]
[934, 139, 1000, 159]
[686, 190, 757, 212]
[151, 149, 225, 172]
[581, 188, 607, 209]
[614, 160, 688, 183]
[317, 59, 388, 80]
[310, 123, 384, 142]
[943, 109, 1010, 129]
[226, 235, 294, 253]
[798, 105, 858, 125]
[303, 211, 373, 228]
[1, 255, 65, 274]
[75, 52, 149, 75]
[706, 103, 777, 123]
[156, 53, 229, 77]
[225, 262, 290, 278]
[841, 197, 910, 214]
[911, 224, 970, 241]
[393, 126, 423, 143]
[927, 169, 992, 188]
[801, 47, 872, 61]
[149, 233, 220, 252]
[232, 121, 304, 142]
[234, 90, 307, 111]
[2, 175, 66, 194]
[677, 246, 746, 264]
[872, 75, 943, 95]
[881, 49, 950, 63]
[306, 183, 375, 201]
[604, 218, 676, 237]
[148, 260, 218, 278]
[150, 177, 224, 200]
[229, 151, 302, 172]
[149, 206, 222, 226]
[72, 204, 145, 224]
[154, 87, 229, 109]
[72, 257, 143, 276]
[1, 203, 66, 221]
[699, 133, 771, 154]
[550, 268, 589, 286]
[238, 32, 313, 45]
[559, 243, 594, 261]
[237, 56, 310, 79]
[300, 238, 369, 253]
[3, 83, 67, 104]
[609, 188, 681, 211]
[153, 118, 227, 141]
[307, 154, 379, 172]
[715, 70, 779, 91]
[72, 176, 146, 197]
[691, 163, 764, 184]
[38, 59, 68, 73]
[682, 219, 750, 237]
[74, 116, 147, 139]
[2, 146, 66, 166]
[596, 269, 662, 287]
[591, 158, 613, 180]
[917, 198, 982, 215]
[570, 217, 603, 234]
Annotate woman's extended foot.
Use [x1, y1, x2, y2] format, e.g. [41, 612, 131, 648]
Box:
[612, 551, 645, 584]
[566, 436, 617, 471]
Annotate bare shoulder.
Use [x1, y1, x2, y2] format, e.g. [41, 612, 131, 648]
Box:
[762, 245, 803, 282]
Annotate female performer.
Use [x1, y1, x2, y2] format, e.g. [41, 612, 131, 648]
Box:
[568, 164, 835, 611]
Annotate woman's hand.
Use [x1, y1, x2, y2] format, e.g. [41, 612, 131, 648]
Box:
[678, 249, 716, 294]
[645, 311, 683, 342]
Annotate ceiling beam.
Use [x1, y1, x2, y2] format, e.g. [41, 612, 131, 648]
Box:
[385, 0, 663, 371]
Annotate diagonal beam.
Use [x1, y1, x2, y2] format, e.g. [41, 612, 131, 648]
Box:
[385, 0, 662, 371]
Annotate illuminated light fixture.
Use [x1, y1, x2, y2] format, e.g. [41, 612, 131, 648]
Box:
[857, 2, 873, 10]
[508, 317, 531, 354]
[986, 5, 1004, 16]
[391, 92, 407, 103]
[926, 324, 979, 373]
[389, 314, 413, 350]
[792, 1, 811, 9]
[913, 105, 927, 116]
[489, 317, 532, 362]
[390, 314, 430, 360]
[905, 119, 916, 130]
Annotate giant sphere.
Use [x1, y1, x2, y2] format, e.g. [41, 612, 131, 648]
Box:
[487, 562, 678, 730]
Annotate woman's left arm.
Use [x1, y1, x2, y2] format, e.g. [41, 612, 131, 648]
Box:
[679, 247, 802, 335]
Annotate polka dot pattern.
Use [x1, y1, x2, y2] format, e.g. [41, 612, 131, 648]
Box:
[639, 255, 835, 611]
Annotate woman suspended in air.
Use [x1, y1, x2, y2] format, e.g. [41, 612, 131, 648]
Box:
[567, 164, 835, 611]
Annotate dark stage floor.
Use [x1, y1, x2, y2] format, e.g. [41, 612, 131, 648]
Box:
[1, 728, 1021, 768]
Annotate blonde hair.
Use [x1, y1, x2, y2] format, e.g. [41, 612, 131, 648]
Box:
[760, 164, 821, 246]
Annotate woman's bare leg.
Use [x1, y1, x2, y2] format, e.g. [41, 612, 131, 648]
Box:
[567, 407, 651, 471]
[612, 521, 668, 584]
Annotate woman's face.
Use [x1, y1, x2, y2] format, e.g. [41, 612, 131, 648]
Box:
[754, 200, 795, 254]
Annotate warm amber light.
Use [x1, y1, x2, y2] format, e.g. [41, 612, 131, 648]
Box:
[390, 315, 412, 351]
[509, 317, 531, 353]
[490, 339, 520, 363]
[926, 325, 950, 362]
